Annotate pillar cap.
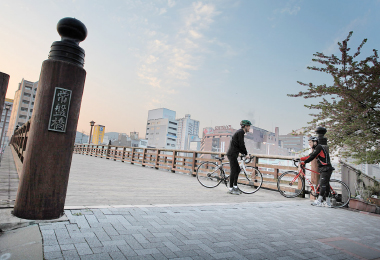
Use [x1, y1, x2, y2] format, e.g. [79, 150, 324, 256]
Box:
[57, 17, 87, 44]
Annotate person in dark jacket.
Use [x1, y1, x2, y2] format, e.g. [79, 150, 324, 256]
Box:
[226, 120, 251, 195]
[300, 136, 334, 207]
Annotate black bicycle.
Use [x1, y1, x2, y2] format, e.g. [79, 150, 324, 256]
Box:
[196, 155, 263, 194]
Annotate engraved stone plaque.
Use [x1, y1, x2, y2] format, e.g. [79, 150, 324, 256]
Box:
[48, 87, 72, 132]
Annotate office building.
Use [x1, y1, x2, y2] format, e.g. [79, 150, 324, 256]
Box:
[279, 134, 308, 155]
[176, 114, 200, 150]
[201, 125, 289, 156]
[145, 108, 178, 149]
[0, 98, 13, 147]
[92, 125, 105, 145]
[7, 79, 38, 139]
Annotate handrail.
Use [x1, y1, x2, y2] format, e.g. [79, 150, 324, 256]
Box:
[73, 143, 298, 191]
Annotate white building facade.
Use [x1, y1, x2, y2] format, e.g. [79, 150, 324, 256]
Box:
[176, 114, 200, 150]
[145, 108, 178, 149]
[7, 79, 38, 139]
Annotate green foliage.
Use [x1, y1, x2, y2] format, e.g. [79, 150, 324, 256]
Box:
[289, 32, 380, 164]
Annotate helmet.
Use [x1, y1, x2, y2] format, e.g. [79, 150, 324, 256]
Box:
[240, 120, 252, 126]
[308, 136, 318, 142]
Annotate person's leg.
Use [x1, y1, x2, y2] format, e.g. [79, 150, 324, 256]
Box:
[319, 171, 331, 200]
[227, 155, 239, 194]
[321, 170, 333, 207]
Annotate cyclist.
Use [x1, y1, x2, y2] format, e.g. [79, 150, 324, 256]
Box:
[226, 120, 251, 195]
[300, 136, 334, 207]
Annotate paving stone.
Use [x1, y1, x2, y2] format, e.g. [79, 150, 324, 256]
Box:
[44, 251, 64, 260]
[74, 242, 93, 255]
[80, 252, 112, 260]
[44, 245, 61, 253]
[60, 244, 75, 251]
[62, 249, 80, 260]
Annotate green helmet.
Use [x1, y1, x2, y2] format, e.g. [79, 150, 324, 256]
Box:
[240, 120, 252, 126]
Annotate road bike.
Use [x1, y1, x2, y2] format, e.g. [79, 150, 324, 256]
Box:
[196, 155, 263, 194]
[277, 159, 350, 208]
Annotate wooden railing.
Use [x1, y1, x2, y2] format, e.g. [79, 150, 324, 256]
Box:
[10, 120, 31, 163]
[74, 144, 297, 191]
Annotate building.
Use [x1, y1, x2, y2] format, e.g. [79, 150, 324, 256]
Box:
[145, 108, 178, 149]
[92, 125, 105, 145]
[104, 132, 119, 143]
[7, 79, 38, 139]
[176, 114, 200, 150]
[279, 133, 308, 155]
[0, 98, 13, 148]
[75, 131, 89, 144]
[201, 125, 290, 157]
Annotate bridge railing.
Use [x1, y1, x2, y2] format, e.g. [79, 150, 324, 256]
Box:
[74, 144, 297, 191]
[9, 120, 31, 163]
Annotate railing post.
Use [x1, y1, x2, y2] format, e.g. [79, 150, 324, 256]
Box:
[113, 146, 117, 161]
[191, 152, 197, 176]
[122, 147, 126, 162]
[106, 145, 110, 159]
[142, 148, 146, 167]
[171, 151, 176, 173]
[131, 148, 135, 164]
[155, 149, 160, 169]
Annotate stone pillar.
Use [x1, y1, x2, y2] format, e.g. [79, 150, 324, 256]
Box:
[13, 17, 88, 220]
[310, 126, 328, 200]
[0, 72, 10, 118]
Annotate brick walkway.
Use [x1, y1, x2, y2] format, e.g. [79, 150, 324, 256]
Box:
[40, 201, 380, 260]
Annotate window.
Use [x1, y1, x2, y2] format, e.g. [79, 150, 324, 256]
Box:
[33, 95, 36, 98]
[19, 115, 27, 119]
[22, 100, 29, 104]
[25, 86, 32, 90]
[30, 109, 33, 112]
[167, 143, 170, 146]
[21, 107, 28, 111]
[169, 127, 176, 130]
[169, 121, 177, 125]
[31, 102, 34, 105]
[24, 93, 31, 97]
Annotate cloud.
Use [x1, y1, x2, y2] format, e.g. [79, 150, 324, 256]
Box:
[275, 0, 301, 15]
[137, 1, 220, 93]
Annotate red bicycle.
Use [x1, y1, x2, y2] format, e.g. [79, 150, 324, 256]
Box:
[277, 159, 350, 208]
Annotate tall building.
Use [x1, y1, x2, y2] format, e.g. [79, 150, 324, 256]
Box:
[201, 125, 289, 156]
[75, 131, 89, 144]
[145, 108, 178, 149]
[176, 114, 200, 150]
[7, 79, 38, 139]
[0, 98, 13, 147]
[279, 134, 308, 155]
[92, 125, 105, 145]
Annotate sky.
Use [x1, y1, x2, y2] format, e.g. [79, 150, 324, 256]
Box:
[1, 0, 379, 137]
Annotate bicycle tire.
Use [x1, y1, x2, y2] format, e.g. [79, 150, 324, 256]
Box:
[329, 179, 350, 208]
[277, 171, 304, 198]
[196, 161, 224, 188]
[237, 166, 263, 194]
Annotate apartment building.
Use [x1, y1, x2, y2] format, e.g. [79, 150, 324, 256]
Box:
[201, 125, 289, 156]
[7, 79, 38, 139]
[92, 125, 105, 145]
[279, 134, 308, 155]
[0, 98, 13, 147]
[145, 108, 178, 149]
[176, 114, 200, 150]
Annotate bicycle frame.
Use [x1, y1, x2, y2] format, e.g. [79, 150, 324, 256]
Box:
[291, 163, 338, 196]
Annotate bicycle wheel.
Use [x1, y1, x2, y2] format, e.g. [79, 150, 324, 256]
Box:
[277, 171, 304, 198]
[196, 161, 224, 188]
[237, 166, 263, 194]
[329, 179, 350, 208]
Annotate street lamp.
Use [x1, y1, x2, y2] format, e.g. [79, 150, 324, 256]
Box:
[88, 120, 95, 144]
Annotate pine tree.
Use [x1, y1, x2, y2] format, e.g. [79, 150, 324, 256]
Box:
[289, 32, 380, 164]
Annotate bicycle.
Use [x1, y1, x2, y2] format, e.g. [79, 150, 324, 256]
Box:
[196, 155, 263, 194]
[277, 159, 350, 208]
